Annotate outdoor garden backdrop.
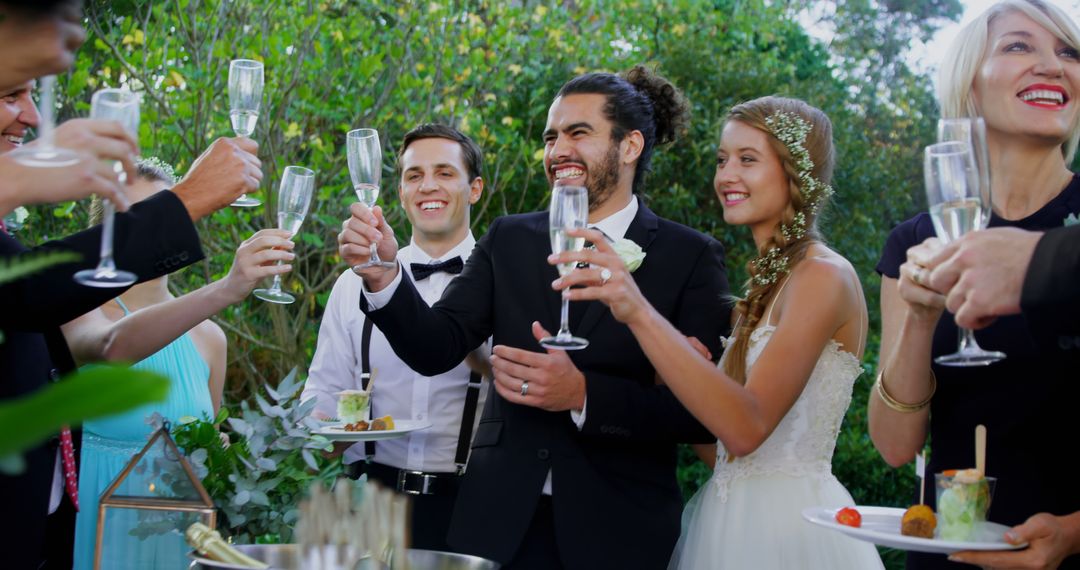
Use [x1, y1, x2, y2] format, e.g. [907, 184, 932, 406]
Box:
[14, 0, 1008, 567]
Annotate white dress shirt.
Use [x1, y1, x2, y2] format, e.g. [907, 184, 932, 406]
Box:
[302, 233, 487, 472]
[364, 197, 641, 495]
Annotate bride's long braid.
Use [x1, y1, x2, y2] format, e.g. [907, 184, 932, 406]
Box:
[722, 97, 836, 384]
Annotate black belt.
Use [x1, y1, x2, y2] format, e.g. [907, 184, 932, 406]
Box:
[354, 461, 462, 497]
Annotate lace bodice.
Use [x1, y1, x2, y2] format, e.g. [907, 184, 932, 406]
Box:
[710, 325, 863, 501]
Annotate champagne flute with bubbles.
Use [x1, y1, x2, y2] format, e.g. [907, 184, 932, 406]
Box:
[540, 185, 590, 350]
[347, 128, 394, 268]
[228, 59, 263, 207]
[8, 75, 81, 167]
[253, 166, 315, 304]
[924, 141, 1006, 366]
[938, 117, 992, 229]
[73, 88, 139, 288]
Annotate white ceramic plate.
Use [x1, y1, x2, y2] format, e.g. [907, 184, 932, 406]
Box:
[314, 420, 431, 442]
[802, 506, 1027, 554]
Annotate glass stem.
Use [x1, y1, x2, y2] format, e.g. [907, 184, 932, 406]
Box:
[557, 289, 571, 339]
[270, 272, 283, 293]
[97, 200, 117, 272]
[38, 75, 57, 146]
[959, 327, 978, 352]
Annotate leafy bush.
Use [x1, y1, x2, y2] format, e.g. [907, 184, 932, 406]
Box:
[169, 369, 343, 543]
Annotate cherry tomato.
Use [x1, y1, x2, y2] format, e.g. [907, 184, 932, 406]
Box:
[835, 507, 862, 527]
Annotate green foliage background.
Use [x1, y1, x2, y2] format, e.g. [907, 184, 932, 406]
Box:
[20, 1, 968, 566]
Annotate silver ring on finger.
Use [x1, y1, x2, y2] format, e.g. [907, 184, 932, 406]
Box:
[599, 267, 612, 286]
[520, 381, 529, 397]
[912, 267, 924, 286]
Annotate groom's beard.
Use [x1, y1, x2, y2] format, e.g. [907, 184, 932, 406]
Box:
[587, 142, 621, 211]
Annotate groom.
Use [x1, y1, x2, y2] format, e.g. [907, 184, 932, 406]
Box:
[339, 66, 730, 569]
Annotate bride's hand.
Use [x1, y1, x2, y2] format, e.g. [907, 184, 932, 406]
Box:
[548, 228, 651, 326]
[897, 237, 946, 322]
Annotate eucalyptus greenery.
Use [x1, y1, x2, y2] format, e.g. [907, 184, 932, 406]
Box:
[168, 368, 342, 543]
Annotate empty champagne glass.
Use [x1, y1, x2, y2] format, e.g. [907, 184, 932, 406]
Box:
[73, 88, 139, 288]
[938, 117, 992, 228]
[347, 128, 394, 268]
[8, 75, 81, 167]
[540, 185, 589, 350]
[924, 141, 1006, 366]
[253, 166, 315, 304]
[228, 59, 263, 207]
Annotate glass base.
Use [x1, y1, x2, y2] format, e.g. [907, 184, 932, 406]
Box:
[935, 349, 1006, 367]
[9, 145, 81, 168]
[253, 288, 295, 304]
[355, 259, 397, 270]
[231, 194, 262, 207]
[539, 334, 589, 351]
[73, 267, 137, 288]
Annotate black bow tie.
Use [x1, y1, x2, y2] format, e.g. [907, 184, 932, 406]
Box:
[410, 256, 464, 281]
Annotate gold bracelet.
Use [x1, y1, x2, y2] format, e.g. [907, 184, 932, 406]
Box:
[875, 368, 936, 413]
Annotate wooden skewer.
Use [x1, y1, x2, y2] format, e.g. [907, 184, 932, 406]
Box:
[975, 424, 987, 476]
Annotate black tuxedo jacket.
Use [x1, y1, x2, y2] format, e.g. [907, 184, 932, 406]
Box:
[361, 199, 730, 569]
[0, 191, 203, 569]
[1022, 224, 1080, 348]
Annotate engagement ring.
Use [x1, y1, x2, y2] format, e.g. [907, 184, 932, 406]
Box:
[599, 267, 612, 285]
[520, 381, 529, 396]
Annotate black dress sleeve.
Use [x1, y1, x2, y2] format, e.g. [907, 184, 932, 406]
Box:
[876, 213, 935, 279]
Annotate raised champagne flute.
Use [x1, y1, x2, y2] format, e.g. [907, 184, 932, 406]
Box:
[938, 117, 992, 228]
[252, 166, 315, 304]
[73, 89, 139, 288]
[924, 141, 1006, 366]
[347, 128, 394, 268]
[228, 59, 263, 207]
[540, 185, 589, 350]
[8, 75, 81, 167]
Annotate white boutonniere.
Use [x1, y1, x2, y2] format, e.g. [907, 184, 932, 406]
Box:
[1065, 213, 1080, 227]
[612, 238, 646, 272]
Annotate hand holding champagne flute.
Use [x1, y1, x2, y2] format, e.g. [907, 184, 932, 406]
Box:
[923, 141, 1005, 366]
[347, 128, 394, 269]
[540, 185, 589, 350]
[73, 88, 139, 288]
[252, 166, 314, 304]
[228, 58, 263, 207]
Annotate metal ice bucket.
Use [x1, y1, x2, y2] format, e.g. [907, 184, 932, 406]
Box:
[188, 544, 500, 570]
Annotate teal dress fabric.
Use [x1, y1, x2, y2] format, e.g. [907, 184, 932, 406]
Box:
[72, 298, 213, 570]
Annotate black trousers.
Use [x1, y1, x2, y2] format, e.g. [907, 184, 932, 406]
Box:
[503, 496, 564, 570]
[348, 462, 461, 553]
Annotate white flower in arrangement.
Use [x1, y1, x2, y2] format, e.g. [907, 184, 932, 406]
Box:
[612, 238, 646, 272]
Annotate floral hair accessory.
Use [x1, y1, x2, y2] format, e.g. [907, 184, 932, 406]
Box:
[751, 245, 789, 288]
[746, 111, 834, 288]
[764, 110, 834, 221]
[137, 156, 177, 182]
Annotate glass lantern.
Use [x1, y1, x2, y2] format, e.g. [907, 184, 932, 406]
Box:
[94, 424, 216, 570]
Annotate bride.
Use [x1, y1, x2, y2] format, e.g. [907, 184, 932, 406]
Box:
[550, 96, 884, 568]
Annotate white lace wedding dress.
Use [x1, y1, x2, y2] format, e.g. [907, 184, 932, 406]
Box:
[669, 326, 884, 569]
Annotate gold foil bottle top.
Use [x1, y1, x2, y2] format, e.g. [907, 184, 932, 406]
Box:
[185, 522, 269, 569]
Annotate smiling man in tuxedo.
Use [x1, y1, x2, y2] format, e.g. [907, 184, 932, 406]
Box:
[339, 66, 730, 569]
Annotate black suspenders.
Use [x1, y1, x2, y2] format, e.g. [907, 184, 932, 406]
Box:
[360, 317, 482, 471]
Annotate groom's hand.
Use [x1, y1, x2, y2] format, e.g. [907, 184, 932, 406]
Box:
[490, 322, 586, 412]
[338, 202, 399, 291]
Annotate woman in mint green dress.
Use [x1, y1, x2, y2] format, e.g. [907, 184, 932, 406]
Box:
[67, 161, 296, 569]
